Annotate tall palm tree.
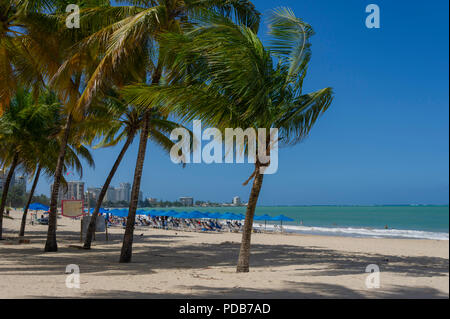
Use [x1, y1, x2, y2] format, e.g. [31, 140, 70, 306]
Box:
[18, 1, 110, 252]
[68, 0, 260, 262]
[17, 89, 94, 237]
[0, 0, 83, 248]
[82, 94, 183, 249]
[124, 8, 333, 272]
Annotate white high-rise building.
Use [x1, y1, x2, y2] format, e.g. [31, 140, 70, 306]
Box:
[179, 197, 194, 206]
[105, 186, 117, 202]
[232, 196, 241, 206]
[117, 183, 131, 202]
[0, 169, 16, 194]
[15, 175, 26, 193]
[52, 181, 85, 203]
[89, 183, 132, 203]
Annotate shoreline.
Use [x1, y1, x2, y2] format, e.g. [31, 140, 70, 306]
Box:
[0, 210, 448, 298]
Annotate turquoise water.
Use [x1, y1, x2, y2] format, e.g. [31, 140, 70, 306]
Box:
[158, 205, 449, 240]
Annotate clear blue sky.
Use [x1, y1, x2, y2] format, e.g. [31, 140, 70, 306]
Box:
[33, 0, 449, 205]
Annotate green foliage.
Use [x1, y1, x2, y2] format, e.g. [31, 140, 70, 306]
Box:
[124, 8, 333, 151]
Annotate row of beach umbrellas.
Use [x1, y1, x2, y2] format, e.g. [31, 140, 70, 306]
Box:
[27, 203, 294, 223]
[105, 208, 294, 222]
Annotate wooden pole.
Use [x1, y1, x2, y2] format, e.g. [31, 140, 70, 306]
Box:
[105, 218, 108, 242]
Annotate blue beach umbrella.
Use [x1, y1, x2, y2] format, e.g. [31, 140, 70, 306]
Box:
[271, 214, 294, 228]
[254, 214, 273, 230]
[89, 207, 109, 215]
[28, 203, 49, 211]
[220, 212, 241, 220]
[255, 214, 273, 221]
[208, 212, 223, 219]
[189, 211, 209, 219]
[146, 210, 159, 217]
[157, 210, 179, 217]
[272, 214, 294, 222]
[136, 209, 147, 215]
[173, 212, 191, 219]
[109, 209, 128, 217]
[166, 210, 180, 217]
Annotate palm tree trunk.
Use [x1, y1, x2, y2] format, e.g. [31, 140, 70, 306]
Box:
[119, 113, 149, 263]
[236, 163, 264, 272]
[83, 134, 134, 249]
[0, 153, 19, 240]
[44, 114, 72, 252]
[119, 64, 162, 263]
[19, 165, 41, 237]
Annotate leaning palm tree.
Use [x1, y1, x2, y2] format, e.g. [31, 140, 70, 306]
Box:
[82, 93, 184, 249]
[67, 0, 260, 262]
[124, 8, 333, 272]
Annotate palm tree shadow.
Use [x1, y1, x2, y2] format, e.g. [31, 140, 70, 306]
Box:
[31, 282, 448, 299]
[1, 233, 447, 280]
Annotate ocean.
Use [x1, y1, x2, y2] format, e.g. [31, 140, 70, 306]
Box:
[165, 205, 449, 240]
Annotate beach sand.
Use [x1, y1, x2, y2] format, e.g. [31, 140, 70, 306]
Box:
[0, 209, 448, 299]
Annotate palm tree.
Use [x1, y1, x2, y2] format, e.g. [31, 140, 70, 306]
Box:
[123, 8, 333, 272]
[0, 0, 82, 248]
[19, 1, 110, 252]
[68, 0, 260, 262]
[0, 87, 93, 239]
[17, 90, 94, 237]
[0, 87, 40, 239]
[82, 94, 183, 249]
[0, 0, 47, 113]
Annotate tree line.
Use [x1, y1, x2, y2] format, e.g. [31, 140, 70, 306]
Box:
[0, 0, 332, 272]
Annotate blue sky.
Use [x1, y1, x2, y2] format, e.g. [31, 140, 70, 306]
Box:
[33, 0, 449, 205]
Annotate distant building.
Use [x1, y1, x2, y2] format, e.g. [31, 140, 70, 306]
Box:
[52, 181, 85, 203]
[118, 183, 131, 202]
[105, 186, 117, 202]
[1, 169, 16, 195]
[232, 196, 241, 206]
[179, 197, 194, 206]
[88, 183, 132, 204]
[147, 197, 158, 205]
[87, 187, 101, 200]
[14, 175, 27, 193]
[139, 191, 144, 202]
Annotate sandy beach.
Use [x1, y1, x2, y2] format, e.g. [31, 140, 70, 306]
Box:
[0, 209, 448, 299]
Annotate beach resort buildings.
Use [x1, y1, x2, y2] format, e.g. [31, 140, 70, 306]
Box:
[179, 197, 194, 206]
[87, 183, 134, 204]
[232, 196, 241, 206]
[51, 181, 85, 203]
[0, 170, 26, 194]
